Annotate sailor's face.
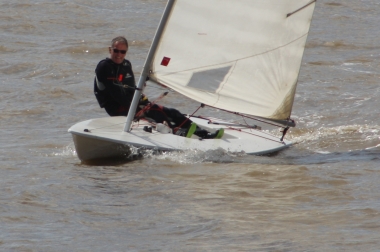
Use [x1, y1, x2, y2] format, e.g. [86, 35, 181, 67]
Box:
[109, 41, 128, 64]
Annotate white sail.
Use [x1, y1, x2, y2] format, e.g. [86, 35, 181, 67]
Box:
[149, 0, 316, 122]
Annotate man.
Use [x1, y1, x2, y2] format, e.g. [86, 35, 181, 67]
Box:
[94, 36, 136, 117]
[94, 36, 223, 139]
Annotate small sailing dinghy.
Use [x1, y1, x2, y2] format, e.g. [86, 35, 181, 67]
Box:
[68, 0, 316, 161]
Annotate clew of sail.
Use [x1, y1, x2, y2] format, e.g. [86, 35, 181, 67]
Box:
[148, 0, 316, 125]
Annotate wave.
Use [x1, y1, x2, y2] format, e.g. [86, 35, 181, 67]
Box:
[288, 124, 380, 153]
[324, 3, 343, 7]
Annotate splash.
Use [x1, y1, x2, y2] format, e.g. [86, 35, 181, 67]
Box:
[53, 143, 78, 158]
[148, 148, 246, 164]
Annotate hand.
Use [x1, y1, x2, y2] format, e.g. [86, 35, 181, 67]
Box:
[139, 94, 150, 105]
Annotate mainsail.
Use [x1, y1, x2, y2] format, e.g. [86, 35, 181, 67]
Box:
[148, 0, 316, 123]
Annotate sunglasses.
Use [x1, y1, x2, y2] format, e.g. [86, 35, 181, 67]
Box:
[111, 48, 127, 54]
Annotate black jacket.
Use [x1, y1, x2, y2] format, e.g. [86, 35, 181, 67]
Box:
[94, 58, 136, 110]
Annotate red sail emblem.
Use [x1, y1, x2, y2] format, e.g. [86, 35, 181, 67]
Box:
[161, 57, 171, 66]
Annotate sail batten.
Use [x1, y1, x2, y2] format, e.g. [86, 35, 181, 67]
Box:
[152, 33, 309, 78]
[287, 0, 317, 17]
[149, 0, 316, 121]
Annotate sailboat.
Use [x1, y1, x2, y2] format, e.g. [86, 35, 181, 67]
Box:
[68, 0, 316, 162]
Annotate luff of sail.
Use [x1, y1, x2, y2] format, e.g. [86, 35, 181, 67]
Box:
[149, 0, 316, 124]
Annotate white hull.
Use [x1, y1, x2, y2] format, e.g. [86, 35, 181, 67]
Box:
[68, 116, 291, 162]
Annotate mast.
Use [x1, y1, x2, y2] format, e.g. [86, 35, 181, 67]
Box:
[124, 0, 175, 132]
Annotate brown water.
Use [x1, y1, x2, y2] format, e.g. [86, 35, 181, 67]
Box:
[1, 0, 380, 251]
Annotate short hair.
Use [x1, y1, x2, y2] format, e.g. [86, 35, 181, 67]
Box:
[111, 36, 128, 48]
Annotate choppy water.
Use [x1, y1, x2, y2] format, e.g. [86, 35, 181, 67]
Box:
[1, 0, 380, 251]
